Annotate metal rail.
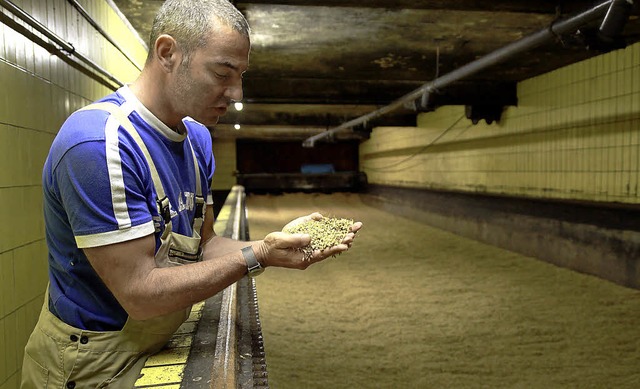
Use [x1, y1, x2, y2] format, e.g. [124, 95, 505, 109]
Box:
[302, 0, 629, 147]
[134, 186, 267, 388]
[210, 185, 269, 388]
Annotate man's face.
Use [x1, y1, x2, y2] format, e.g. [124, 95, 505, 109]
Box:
[171, 25, 250, 127]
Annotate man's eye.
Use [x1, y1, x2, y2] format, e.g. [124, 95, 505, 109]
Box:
[215, 72, 229, 79]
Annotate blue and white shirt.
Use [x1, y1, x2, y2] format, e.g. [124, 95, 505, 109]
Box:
[43, 86, 215, 331]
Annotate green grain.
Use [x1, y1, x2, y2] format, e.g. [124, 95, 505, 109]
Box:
[283, 217, 353, 260]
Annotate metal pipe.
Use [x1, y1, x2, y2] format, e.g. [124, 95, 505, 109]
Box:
[302, 0, 618, 147]
[599, 0, 634, 41]
[66, 0, 143, 72]
[0, 0, 123, 88]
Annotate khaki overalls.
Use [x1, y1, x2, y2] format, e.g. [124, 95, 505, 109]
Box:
[21, 103, 206, 388]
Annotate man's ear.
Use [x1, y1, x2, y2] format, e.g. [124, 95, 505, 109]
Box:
[154, 34, 182, 72]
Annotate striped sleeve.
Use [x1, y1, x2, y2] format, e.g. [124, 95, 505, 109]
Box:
[55, 125, 156, 249]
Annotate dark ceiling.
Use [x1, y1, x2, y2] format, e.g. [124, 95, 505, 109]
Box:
[111, 0, 640, 143]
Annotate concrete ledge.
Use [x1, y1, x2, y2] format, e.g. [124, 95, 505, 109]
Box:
[362, 185, 640, 289]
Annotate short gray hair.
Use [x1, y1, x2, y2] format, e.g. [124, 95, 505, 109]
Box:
[147, 0, 250, 64]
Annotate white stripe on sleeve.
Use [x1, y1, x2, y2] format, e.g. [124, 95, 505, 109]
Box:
[105, 114, 131, 229]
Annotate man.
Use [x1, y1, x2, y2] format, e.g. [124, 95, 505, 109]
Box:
[21, 0, 361, 387]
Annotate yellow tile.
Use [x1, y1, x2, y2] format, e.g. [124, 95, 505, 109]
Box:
[185, 308, 203, 322]
[174, 321, 196, 335]
[22, 299, 41, 349]
[12, 71, 29, 129]
[134, 384, 180, 389]
[602, 171, 614, 196]
[623, 45, 634, 70]
[47, 86, 61, 134]
[0, 125, 16, 188]
[3, 22, 17, 64]
[2, 186, 16, 249]
[598, 74, 610, 99]
[0, 318, 6, 382]
[4, 187, 38, 254]
[0, 66, 8, 124]
[166, 334, 192, 349]
[0, 190, 7, 254]
[145, 347, 190, 367]
[602, 51, 612, 75]
[615, 48, 627, 72]
[191, 301, 205, 312]
[614, 92, 632, 118]
[28, 78, 46, 132]
[135, 364, 185, 387]
[23, 75, 38, 129]
[30, 242, 47, 289]
[0, 16, 4, 59]
[13, 246, 31, 308]
[3, 311, 17, 377]
[25, 187, 42, 243]
[14, 306, 27, 364]
[0, 251, 15, 316]
[0, 372, 20, 389]
[584, 56, 597, 79]
[632, 63, 640, 94]
[621, 67, 633, 96]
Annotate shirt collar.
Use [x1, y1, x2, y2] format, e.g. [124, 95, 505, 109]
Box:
[118, 85, 187, 142]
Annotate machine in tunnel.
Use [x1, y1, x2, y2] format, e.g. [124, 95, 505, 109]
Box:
[234, 139, 367, 194]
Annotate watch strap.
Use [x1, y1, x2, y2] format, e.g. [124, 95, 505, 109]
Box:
[241, 246, 264, 277]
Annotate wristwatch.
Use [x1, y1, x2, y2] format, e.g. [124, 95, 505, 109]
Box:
[241, 246, 264, 277]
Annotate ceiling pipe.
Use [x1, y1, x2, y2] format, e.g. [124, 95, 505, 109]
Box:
[0, 0, 123, 89]
[302, 0, 628, 148]
[599, 0, 634, 41]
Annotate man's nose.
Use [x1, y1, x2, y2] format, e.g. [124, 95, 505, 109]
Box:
[225, 83, 243, 104]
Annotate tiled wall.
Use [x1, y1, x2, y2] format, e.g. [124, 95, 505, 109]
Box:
[212, 138, 238, 190]
[0, 0, 146, 387]
[360, 42, 640, 205]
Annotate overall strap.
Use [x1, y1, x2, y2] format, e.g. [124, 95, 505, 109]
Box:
[185, 136, 205, 227]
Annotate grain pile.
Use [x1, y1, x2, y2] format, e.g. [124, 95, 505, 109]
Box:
[283, 216, 353, 260]
[249, 193, 640, 389]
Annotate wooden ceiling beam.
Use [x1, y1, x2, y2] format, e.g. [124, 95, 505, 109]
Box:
[236, 1, 597, 14]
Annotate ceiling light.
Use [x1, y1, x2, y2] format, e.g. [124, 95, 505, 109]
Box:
[234, 102, 243, 111]
[234, 124, 241, 130]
